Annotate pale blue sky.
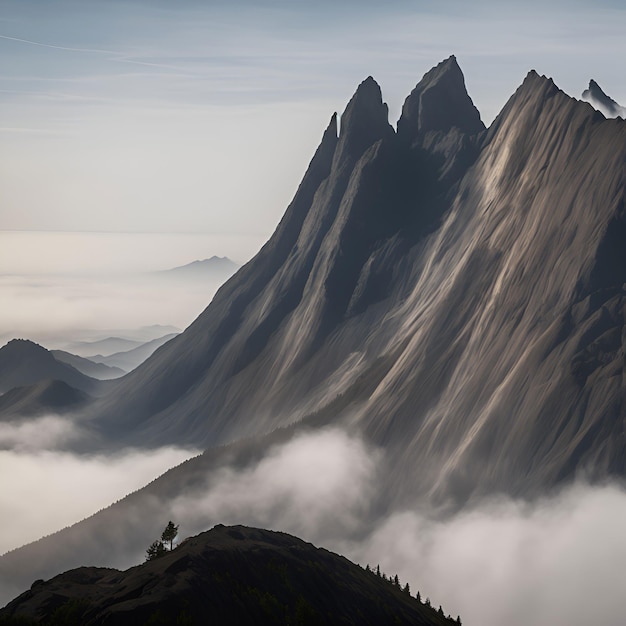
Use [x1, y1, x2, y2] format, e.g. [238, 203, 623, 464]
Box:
[0, 0, 624, 241]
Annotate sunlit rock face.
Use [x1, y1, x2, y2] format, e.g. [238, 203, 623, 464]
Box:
[89, 59, 626, 505]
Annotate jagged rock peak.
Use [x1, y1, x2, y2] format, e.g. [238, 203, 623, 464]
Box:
[397, 55, 484, 144]
[582, 79, 626, 118]
[326, 111, 338, 138]
[335, 75, 394, 163]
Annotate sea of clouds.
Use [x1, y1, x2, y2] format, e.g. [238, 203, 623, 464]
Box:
[1, 415, 625, 625]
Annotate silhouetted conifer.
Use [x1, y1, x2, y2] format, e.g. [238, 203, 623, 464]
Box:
[146, 540, 166, 561]
[161, 521, 179, 550]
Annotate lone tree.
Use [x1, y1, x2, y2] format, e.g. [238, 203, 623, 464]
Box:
[146, 540, 166, 561]
[161, 521, 179, 550]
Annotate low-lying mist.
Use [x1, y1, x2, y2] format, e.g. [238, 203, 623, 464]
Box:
[2, 425, 625, 626]
[0, 273, 221, 348]
[162, 429, 626, 626]
[0, 230, 249, 348]
[0, 414, 198, 555]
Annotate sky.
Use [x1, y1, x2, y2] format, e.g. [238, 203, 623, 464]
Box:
[1, 0, 625, 250]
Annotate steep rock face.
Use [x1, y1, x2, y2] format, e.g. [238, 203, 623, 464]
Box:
[356, 70, 626, 501]
[91, 60, 483, 445]
[90, 62, 626, 502]
[397, 55, 484, 142]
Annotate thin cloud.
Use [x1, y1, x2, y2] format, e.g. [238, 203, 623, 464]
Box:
[0, 33, 114, 54]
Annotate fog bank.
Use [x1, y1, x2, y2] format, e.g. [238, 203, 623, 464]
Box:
[0, 414, 198, 554]
[2, 426, 625, 626]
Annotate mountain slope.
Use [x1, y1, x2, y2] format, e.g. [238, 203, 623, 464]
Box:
[87, 58, 626, 502]
[85, 333, 179, 373]
[90, 56, 485, 446]
[51, 350, 125, 380]
[0, 340, 101, 396]
[0, 380, 90, 418]
[0, 525, 457, 626]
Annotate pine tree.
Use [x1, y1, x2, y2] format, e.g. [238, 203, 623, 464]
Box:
[376, 564, 381, 577]
[403, 582, 410, 595]
[146, 539, 166, 561]
[161, 521, 179, 550]
[416, 590, 421, 603]
[393, 574, 400, 587]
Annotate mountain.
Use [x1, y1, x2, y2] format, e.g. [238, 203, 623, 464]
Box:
[1, 55, 625, 599]
[0, 380, 90, 419]
[88, 56, 625, 500]
[85, 333, 179, 373]
[582, 79, 626, 118]
[0, 340, 101, 396]
[51, 350, 125, 380]
[0, 525, 457, 626]
[159, 256, 239, 279]
[64, 336, 146, 358]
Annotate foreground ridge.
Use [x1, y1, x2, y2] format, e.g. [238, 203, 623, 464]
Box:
[0, 525, 459, 626]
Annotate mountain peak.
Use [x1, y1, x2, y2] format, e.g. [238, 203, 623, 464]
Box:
[582, 79, 626, 118]
[335, 75, 393, 163]
[397, 55, 484, 144]
[1, 338, 50, 360]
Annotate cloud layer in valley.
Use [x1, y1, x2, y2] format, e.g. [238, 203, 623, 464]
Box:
[0, 414, 198, 555]
[160, 431, 626, 626]
[2, 423, 626, 626]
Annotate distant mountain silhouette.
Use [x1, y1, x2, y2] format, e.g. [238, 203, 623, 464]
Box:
[0, 380, 90, 418]
[0, 525, 458, 626]
[51, 350, 125, 380]
[582, 79, 626, 118]
[85, 333, 179, 373]
[64, 337, 145, 358]
[0, 340, 100, 396]
[159, 255, 239, 279]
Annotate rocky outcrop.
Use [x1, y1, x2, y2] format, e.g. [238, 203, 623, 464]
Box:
[582, 79, 626, 118]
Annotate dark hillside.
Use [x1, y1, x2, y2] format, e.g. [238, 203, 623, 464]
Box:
[0, 525, 458, 626]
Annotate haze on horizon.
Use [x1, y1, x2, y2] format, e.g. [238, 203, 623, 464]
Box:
[1, 0, 625, 241]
